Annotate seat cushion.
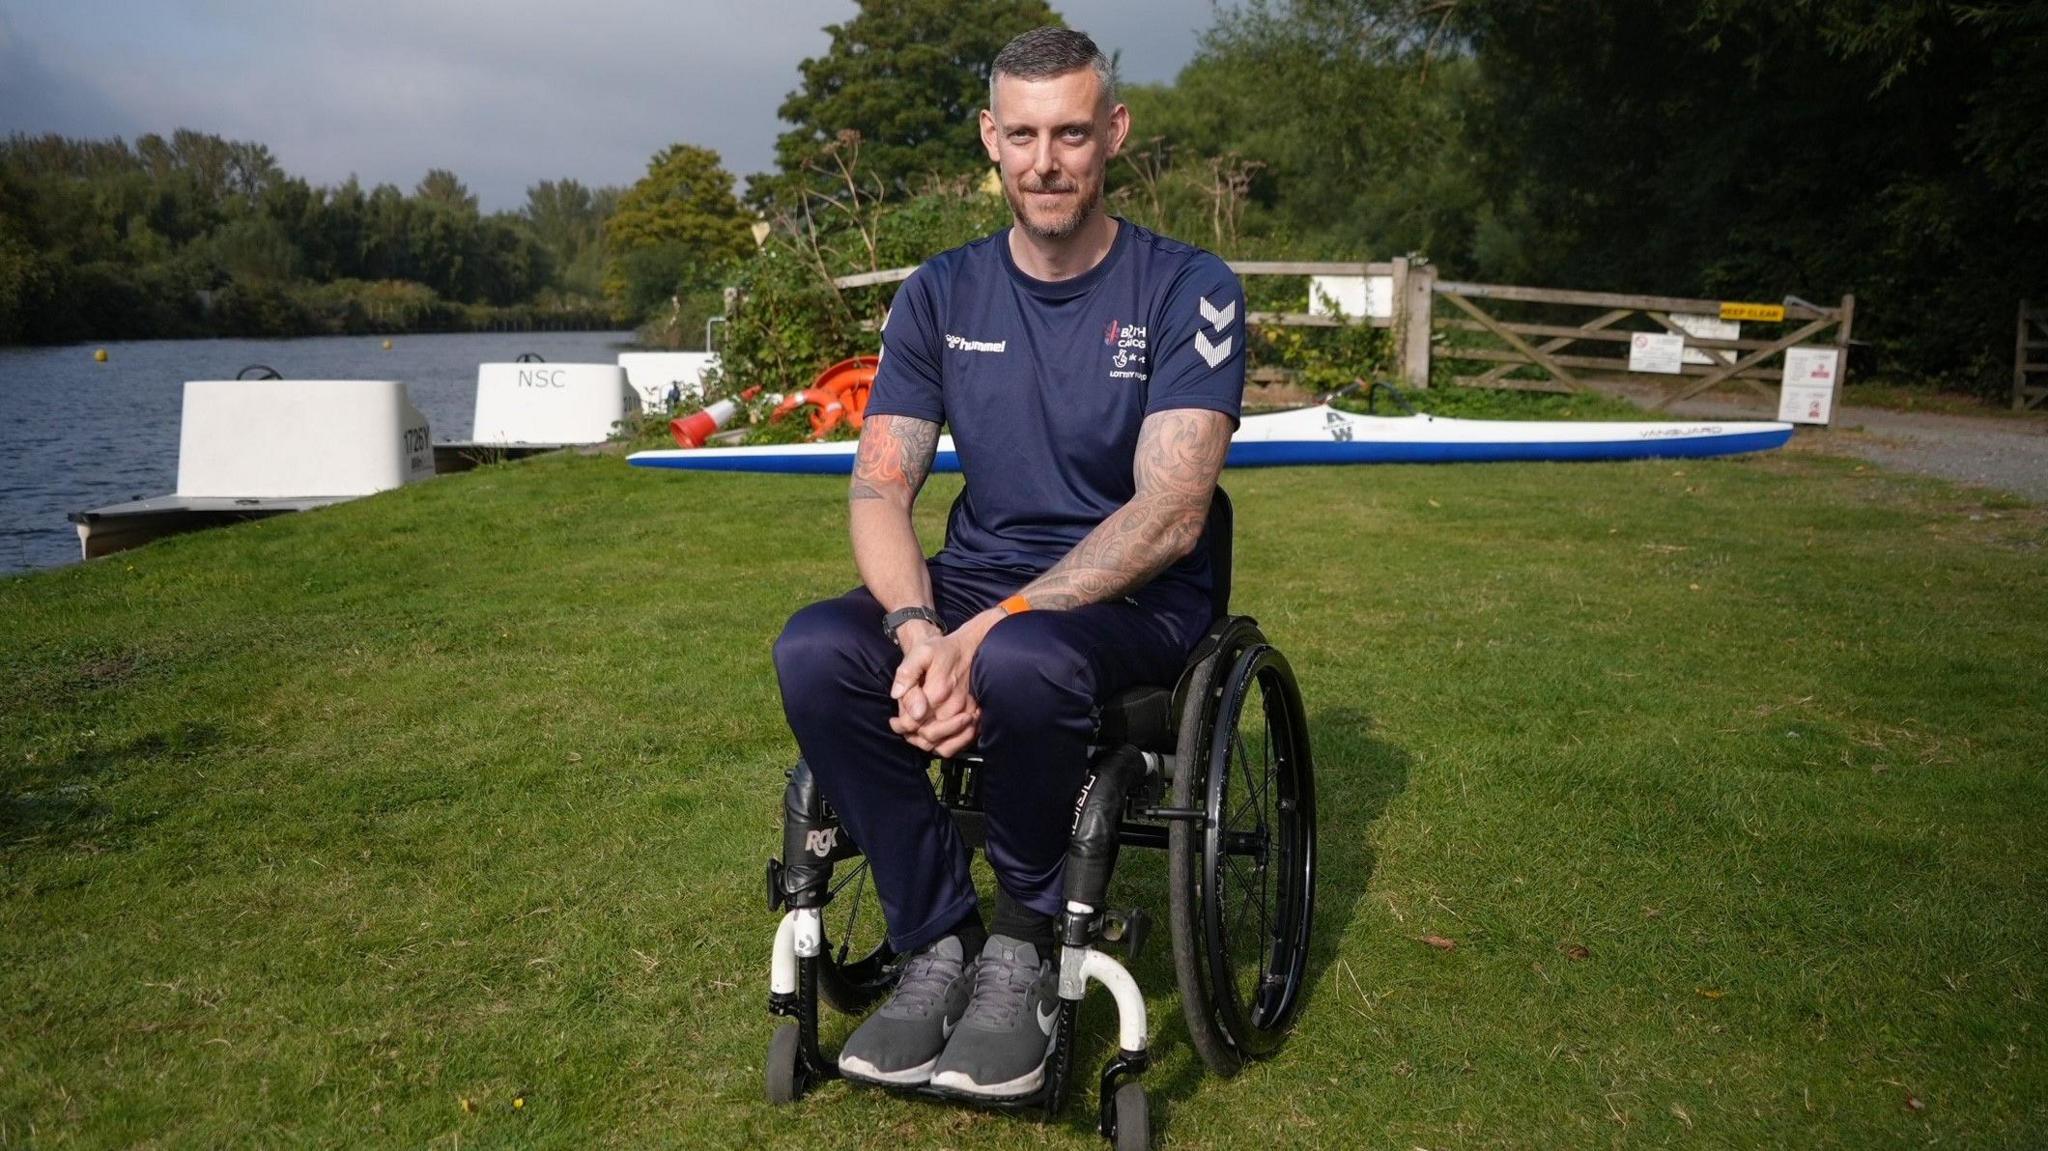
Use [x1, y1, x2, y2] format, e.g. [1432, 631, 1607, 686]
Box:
[1095, 685, 1176, 752]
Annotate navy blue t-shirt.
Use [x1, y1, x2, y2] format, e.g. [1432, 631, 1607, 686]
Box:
[865, 220, 1246, 600]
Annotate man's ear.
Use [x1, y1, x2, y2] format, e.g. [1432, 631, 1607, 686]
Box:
[979, 108, 1001, 164]
[1106, 102, 1130, 159]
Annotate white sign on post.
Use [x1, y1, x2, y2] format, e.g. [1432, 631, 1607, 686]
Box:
[1628, 331, 1687, 375]
[1308, 275, 1395, 320]
[1671, 313, 1741, 366]
[1778, 345, 1841, 425]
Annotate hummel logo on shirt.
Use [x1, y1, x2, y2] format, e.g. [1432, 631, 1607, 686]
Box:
[945, 333, 1007, 353]
[1199, 296, 1237, 330]
[1194, 294, 1236, 368]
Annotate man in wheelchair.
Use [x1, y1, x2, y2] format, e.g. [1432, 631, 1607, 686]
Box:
[774, 26, 1240, 1095]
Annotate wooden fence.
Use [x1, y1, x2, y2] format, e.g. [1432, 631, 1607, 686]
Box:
[2016, 300, 2048, 412]
[834, 259, 1862, 417]
[1410, 266, 1856, 409]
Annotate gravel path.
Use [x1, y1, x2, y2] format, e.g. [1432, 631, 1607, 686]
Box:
[1618, 388, 2048, 503]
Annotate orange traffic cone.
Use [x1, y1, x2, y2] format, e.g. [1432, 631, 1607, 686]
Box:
[670, 387, 761, 447]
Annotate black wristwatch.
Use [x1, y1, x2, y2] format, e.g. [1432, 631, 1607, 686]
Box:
[882, 605, 943, 646]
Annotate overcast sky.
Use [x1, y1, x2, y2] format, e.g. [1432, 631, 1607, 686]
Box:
[0, 0, 1217, 211]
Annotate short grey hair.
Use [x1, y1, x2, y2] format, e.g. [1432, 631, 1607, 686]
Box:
[988, 27, 1116, 114]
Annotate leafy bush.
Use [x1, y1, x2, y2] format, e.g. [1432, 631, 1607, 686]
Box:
[712, 178, 1008, 401]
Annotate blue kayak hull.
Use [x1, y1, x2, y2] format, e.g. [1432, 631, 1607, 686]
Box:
[627, 429, 1792, 474]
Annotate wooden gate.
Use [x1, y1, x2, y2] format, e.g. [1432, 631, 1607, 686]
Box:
[2016, 301, 2048, 412]
[1417, 270, 1856, 409]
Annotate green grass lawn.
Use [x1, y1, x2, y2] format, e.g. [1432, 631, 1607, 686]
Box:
[4, 441, 2045, 1148]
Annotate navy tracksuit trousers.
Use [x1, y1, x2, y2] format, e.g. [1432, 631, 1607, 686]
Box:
[773, 558, 1210, 953]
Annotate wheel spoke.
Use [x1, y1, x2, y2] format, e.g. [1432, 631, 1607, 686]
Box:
[1225, 732, 1255, 831]
[826, 858, 868, 899]
[1247, 687, 1276, 825]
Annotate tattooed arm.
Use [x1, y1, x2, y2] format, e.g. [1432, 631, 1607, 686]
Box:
[852, 413, 974, 753]
[849, 414, 943, 636]
[886, 407, 1232, 758]
[1016, 407, 1234, 609]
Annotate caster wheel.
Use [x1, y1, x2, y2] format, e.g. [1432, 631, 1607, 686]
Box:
[765, 1022, 802, 1105]
[1112, 1082, 1150, 1151]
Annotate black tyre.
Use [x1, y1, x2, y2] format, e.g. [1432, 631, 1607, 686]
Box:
[814, 858, 900, 1014]
[1170, 634, 1316, 1075]
[765, 1021, 802, 1105]
[1112, 1082, 1150, 1151]
[1166, 616, 1265, 1075]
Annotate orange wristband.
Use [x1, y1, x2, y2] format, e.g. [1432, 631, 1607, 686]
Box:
[999, 594, 1032, 616]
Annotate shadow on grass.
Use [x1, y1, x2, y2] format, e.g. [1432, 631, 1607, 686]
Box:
[1108, 706, 1412, 1134]
[0, 720, 223, 856]
[770, 707, 1412, 1143]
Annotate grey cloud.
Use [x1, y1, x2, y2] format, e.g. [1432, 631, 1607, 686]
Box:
[1, 0, 1214, 210]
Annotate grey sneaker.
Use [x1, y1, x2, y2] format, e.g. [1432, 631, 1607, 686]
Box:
[837, 935, 972, 1087]
[929, 936, 1061, 1099]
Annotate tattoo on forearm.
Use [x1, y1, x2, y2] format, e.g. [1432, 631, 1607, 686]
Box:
[850, 415, 940, 502]
[1022, 409, 1232, 610]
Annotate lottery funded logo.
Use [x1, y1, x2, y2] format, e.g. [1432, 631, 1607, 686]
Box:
[1105, 318, 1149, 381]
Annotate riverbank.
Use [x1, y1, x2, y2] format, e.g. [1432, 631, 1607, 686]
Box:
[4, 446, 2043, 1147]
[0, 329, 639, 574]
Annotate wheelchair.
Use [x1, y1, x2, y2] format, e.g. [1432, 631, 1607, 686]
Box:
[762, 491, 1317, 1149]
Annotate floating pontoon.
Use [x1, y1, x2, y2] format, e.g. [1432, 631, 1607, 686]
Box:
[432, 359, 639, 472]
[70, 378, 434, 559]
[618, 352, 719, 410]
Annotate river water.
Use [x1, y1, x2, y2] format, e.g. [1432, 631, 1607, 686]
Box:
[0, 330, 639, 574]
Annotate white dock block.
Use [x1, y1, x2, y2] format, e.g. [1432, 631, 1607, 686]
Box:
[1308, 274, 1395, 321]
[176, 379, 433, 498]
[471, 362, 637, 446]
[618, 352, 719, 408]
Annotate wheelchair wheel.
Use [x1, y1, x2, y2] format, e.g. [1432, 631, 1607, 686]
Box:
[1168, 632, 1316, 1075]
[1112, 1082, 1151, 1151]
[815, 858, 901, 1015]
[765, 1021, 802, 1105]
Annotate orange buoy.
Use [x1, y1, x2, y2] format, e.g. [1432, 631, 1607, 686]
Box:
[772, 388, 853, 437]
[769, 355, 879, 438]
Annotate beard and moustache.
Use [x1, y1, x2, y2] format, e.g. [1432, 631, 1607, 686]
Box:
[1002, 171, 1103, 241]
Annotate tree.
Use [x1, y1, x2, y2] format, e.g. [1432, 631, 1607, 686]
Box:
[414, 168, 478, 213]
[523, 177, 620, 298]
[1449, 0, 2048, 384]
[603, 144, 754, 315]
[772, 0, 1059, 196]
[1119, 0, 1482, 259]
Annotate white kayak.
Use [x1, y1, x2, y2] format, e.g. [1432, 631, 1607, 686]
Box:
[626, 404, 1793, 475]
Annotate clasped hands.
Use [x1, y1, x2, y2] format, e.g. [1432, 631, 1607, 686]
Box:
[888, 609, 1004, 758]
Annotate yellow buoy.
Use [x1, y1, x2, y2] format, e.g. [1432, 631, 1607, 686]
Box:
[94, 348, 108, 362]
[381, 338, 393, 350]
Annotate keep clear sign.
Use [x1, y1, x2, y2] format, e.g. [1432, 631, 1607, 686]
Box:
[1628, 331, 1687, 374]
[1778, 346, 1841, 425]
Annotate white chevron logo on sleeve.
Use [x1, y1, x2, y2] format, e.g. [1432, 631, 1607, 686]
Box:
[1199, 296, 1237, 331]
[1194, 329, 1233, 368]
